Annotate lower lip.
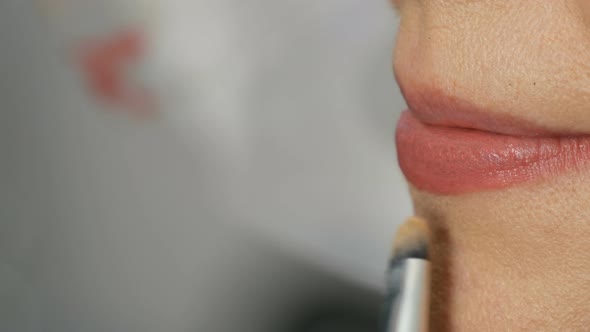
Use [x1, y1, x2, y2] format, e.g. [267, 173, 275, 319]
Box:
[396, 111, 590, 194]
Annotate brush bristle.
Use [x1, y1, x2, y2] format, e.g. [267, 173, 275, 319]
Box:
[390, 216, 432, 264]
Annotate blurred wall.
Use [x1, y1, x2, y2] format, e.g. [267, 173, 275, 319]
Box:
[1, 0, 411, 331]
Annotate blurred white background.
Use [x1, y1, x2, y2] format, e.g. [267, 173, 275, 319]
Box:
[1, 0, 410, 331]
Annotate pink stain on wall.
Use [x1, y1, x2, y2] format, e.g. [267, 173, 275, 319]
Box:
[78, 29, 156, 117]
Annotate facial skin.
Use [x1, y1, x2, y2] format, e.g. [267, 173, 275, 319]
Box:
[393, 1, 590, 331]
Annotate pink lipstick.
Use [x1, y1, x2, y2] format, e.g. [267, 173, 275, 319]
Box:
[396, 110, 590, 195]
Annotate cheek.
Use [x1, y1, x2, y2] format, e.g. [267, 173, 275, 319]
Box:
[576, 0, 590, 19]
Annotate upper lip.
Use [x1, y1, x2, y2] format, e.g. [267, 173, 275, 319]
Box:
[399, 86, 579, 137]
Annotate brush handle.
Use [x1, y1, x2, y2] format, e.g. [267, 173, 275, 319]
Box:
[385, 259, 431, 332]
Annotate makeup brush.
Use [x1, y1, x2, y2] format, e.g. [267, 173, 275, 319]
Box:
[382, 216, 432, 332]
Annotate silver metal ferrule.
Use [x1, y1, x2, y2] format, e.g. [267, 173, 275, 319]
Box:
[387, 258, 431, 332]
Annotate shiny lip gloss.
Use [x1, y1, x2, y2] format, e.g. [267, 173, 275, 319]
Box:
[395, 110, 590, 195]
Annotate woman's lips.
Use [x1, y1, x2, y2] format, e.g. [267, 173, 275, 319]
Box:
[396, 111, 590, 194]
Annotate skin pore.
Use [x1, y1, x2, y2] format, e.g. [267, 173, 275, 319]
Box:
[392, 1, 590, 331]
